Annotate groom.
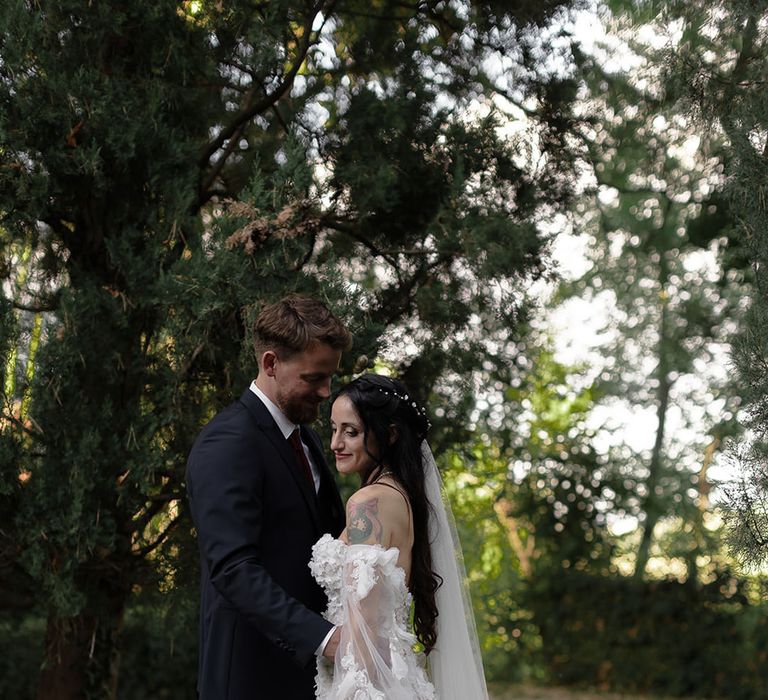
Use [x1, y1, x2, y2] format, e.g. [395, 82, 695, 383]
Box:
[186, 294, 351, 699]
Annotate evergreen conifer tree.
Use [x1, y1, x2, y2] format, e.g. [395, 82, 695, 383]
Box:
[0, 1, 583, 696]
[663, 0, 768, 568]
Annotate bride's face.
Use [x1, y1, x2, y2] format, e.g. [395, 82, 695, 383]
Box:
[330, 395, 378, 476]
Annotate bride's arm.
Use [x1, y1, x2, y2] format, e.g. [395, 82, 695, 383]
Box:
[333, 490, 406, 690]
[341, 485, 412, 568]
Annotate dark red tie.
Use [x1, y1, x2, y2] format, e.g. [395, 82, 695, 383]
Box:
[287, 428, 314, 489]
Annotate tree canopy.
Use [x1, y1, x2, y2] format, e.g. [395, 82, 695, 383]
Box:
[0, 1, 585, 696]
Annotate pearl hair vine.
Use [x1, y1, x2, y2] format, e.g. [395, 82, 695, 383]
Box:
[371, 384, 432, 435]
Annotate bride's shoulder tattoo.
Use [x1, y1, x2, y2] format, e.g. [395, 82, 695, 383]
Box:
[346, 497, 383, 545]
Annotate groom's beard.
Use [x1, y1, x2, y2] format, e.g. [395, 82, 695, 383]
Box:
[276, 389, 322, 425]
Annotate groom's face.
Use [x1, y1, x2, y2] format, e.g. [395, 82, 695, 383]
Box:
[271, 341, 341, 424]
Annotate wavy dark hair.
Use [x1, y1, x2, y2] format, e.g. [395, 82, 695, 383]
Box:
[333, 373, 441, 653]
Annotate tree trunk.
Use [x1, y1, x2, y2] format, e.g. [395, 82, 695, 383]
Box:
[634, 247, 673, 579]
[37, 576, 129, 700]
[633, 363, 671, 579]
[494, 497, 536, 577]
[684, 436, 720, 584]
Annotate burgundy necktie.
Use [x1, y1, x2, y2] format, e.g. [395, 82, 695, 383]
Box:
[287, 428, 314, 489]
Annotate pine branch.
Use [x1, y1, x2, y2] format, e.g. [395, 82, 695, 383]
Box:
[197, 2, 333, 197]
[199, 120, 249, 197]
[290, 231, 317, 272]
[488, 84, 539, 118]
[376, 252, 456, 327]
[131, 513, 183, 558]
[731, 15, 759, 86]
[322, 217, 402, 271]
[719, 14, 760, 143]
[1, 411, 44, 440]
[177, 342, 206, 381]
[334, 7, 417, 22]
[131, 486, 181, 534]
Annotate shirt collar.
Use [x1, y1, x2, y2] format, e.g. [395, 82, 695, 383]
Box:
[249, 381, 297, 439]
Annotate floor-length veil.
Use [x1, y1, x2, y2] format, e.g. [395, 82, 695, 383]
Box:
[422, 442, 489, 699]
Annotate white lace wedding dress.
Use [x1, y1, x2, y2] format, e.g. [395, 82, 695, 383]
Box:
[309, 533, 437, 699]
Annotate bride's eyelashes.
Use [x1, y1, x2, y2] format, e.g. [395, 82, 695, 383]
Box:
[330, 424, 359, 438]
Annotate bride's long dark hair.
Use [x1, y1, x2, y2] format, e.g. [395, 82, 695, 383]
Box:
[333, 373, 441, 653]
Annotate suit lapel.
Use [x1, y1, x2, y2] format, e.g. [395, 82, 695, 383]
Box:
[301, 426, 327, 483]
[304, 427, 345, 536]
[239, 389, 319, 529]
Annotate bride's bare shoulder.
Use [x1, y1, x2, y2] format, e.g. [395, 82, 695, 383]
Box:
[344, 483, 409, 547]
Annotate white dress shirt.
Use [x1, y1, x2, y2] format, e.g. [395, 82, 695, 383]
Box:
[249, 381, 320, 493]
[248, 381, 336, 656]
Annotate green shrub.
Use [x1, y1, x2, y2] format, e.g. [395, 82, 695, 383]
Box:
[0, 612, 44, 700]
[0, 596, 197, 700]
[527, 569, 768, 698]
[117, 595, 198, 700]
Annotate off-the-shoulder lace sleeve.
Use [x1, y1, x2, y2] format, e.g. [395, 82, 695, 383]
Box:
[310, 534, 345, 627]
[320, 543, 435, 700]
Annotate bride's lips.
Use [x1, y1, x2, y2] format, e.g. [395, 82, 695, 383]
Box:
[334, 453, 351, 460]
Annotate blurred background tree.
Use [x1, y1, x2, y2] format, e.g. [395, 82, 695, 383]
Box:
[660, 0, 768, 571]
[563, 20, 750, 582]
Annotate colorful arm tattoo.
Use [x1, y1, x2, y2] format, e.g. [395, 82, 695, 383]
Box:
[346, 497, 383, 545]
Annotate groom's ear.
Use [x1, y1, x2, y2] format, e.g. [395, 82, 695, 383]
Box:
[261, 350, 278, 377]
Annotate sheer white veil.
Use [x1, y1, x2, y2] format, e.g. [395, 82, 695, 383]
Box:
[422, 442, 489, 700]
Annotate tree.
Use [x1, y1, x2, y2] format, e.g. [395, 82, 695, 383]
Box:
[557, 6, 749, 580]
[659, 0, 768, 568]
[0, 1, 584, 696]
[487, 341, 625, 575]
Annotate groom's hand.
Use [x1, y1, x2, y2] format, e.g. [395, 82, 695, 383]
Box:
[322, 627, 341, 659]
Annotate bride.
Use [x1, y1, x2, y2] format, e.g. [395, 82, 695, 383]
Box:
[309, 374, 489, 700]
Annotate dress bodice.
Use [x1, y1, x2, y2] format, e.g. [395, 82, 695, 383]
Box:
[309, 534, 436, 699]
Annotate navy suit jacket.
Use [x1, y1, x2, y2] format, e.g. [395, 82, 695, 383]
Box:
[186, 389, 345, 699]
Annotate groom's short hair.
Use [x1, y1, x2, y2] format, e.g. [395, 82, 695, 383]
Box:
[253, 294, 352, 362]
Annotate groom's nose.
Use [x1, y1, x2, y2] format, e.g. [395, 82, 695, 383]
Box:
[317, 378, 331, 400]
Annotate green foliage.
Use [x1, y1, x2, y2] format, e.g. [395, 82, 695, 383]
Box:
[0, 0, 586, 694]
[529, 569, 768, 698]
[117, 597, 199, 700]
[561, 7, 751, 578]
[0, 602, 198, 700]
[0, 611, 44, 700]
[659, 0, 768, 566]
[441, 445, 537, 682]
[437, 339, 632, 682]
[497, 341, 627, 573]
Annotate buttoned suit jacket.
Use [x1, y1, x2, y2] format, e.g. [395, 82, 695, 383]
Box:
[186, 388, 345, 700]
